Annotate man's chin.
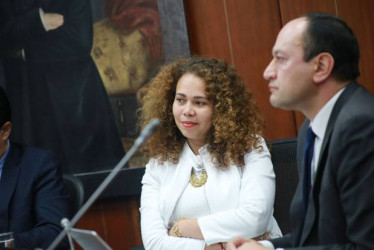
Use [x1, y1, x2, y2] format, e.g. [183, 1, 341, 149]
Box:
[270, 98, 293, 110]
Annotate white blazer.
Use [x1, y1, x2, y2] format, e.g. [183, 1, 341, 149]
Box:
[140, 138, 282, 250]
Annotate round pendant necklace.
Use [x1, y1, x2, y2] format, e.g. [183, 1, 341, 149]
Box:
[189, 169, 208, 187]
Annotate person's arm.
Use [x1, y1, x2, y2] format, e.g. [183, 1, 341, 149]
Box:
[324, 114, 374, 250]
[39, 8, 64, 31]
[227, 237, 270, 250]
[198, 138, 277, 245]
[140, 158, 206, 250]
[269, 233, 293, 249]
[169, 138, 277, 245]
[14, 151, 71, 249]
[0, 1, 63, 50]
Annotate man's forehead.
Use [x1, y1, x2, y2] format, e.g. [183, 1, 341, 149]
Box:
[273, 18, 307, 52]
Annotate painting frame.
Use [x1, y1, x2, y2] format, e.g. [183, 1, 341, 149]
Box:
[78, 0, 191, 199]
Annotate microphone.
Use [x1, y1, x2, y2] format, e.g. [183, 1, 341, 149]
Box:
[134, 118, 161, 146]
[47, 119, 160, 250]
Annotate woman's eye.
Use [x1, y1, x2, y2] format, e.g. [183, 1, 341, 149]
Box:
[175, 98, 184, 103]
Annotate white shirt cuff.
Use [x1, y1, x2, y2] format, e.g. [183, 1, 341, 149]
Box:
[259, 240, 274, 249]
[39, 8, 48, 31]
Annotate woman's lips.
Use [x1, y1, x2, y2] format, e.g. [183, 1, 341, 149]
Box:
[182, 121, 197, 128]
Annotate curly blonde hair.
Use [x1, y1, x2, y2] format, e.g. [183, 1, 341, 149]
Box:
[139, 57, 264, 168]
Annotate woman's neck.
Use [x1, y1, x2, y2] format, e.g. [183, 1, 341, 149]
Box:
[187, 140, 205, 155]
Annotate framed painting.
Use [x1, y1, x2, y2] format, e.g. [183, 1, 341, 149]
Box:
[90, 0, 190, 168]
[72, 0, 191, 199]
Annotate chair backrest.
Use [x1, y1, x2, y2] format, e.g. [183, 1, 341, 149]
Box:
[268, 138, 298, 234]
[63, 174, 85, 215]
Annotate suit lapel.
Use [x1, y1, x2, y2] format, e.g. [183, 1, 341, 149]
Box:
[0, 142, 22, 232]
[290, 121, 309, 246]
[315, 82, 359, 169]
[300, 82, 359, 245]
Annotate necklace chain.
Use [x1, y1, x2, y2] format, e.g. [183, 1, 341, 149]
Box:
[189, 169, 207, 187]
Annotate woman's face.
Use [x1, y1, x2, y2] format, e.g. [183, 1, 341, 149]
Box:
[172, 73, 213, 151]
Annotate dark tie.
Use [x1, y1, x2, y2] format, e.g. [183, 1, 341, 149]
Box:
[303, 127, 316, 215]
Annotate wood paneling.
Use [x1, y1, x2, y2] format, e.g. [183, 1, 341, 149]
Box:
[185, 0, 299, 140]
[279, 0, 336, 24]
[225, 0, 297, 140]
[75, 197, 142, 249]
[184, 0, 232, 63]
[337, 0, 374, 95]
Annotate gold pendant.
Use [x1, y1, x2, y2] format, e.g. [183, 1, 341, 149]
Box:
[189, 169, 208, 187]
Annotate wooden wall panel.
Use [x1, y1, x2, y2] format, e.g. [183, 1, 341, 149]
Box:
[184, 0, 232, 63]
[225, 0, 297, 140]
[337, 0, 374, 95]
[279, 0, 336, 23]
[75, 197, 142, 249]
[103, 198, 142, 249]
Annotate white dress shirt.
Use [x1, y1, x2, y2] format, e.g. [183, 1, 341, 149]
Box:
[309, 88, 345, 185]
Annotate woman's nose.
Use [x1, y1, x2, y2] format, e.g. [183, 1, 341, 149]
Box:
[183, 103, 195, 116]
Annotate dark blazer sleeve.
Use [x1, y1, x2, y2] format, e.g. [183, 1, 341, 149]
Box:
[0, 2, 46, 50]
[14, 150, 71, 249]
[324, 113, 374, 249]
[271, 233, 293, 248]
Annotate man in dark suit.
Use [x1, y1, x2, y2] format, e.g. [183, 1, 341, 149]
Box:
[227, 13, 374, 250]
[0, 0, 125, 174]
[0, 86, 70, 249]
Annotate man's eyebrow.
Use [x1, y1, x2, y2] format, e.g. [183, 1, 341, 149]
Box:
[272, 49, 281, 55]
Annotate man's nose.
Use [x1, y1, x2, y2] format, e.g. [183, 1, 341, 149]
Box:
[263, 59, 276, 81]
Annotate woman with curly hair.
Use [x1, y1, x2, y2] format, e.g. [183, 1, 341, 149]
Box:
[139, 57, 281, 250]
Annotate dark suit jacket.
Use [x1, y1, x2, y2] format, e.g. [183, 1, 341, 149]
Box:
[0, 142, 71, 249]
[271, 82, 374, 249]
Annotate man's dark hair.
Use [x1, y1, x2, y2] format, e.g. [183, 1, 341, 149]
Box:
[301, 12, 360, 81]
[0, 86, 11, 126]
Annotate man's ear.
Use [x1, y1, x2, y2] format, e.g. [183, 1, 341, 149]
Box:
[312, 52, 334, 84]
[0, 121, 12, 141]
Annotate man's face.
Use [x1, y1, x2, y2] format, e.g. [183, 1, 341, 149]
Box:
[263, 18, 317, 112]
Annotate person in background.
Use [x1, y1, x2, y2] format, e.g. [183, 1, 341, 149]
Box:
[0, 0, 124, 174]
[0, 87, 70, 249]
[139, 57, 282, 250]
[227, 12, 374, 250]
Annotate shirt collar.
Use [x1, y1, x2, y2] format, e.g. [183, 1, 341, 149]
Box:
[184, 142, 208, 172]
[310, 87, 345, 139]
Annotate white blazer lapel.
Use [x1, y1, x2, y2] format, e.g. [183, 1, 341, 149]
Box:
[162, 143, 193, 226]
[202, 148, 241, 213]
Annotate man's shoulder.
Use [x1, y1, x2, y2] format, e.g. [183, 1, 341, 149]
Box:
[349, 83, 374, 106]
[339, 84, 374, 119]
[11, 142, 53, 154]
[10, 142, 57, 163]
